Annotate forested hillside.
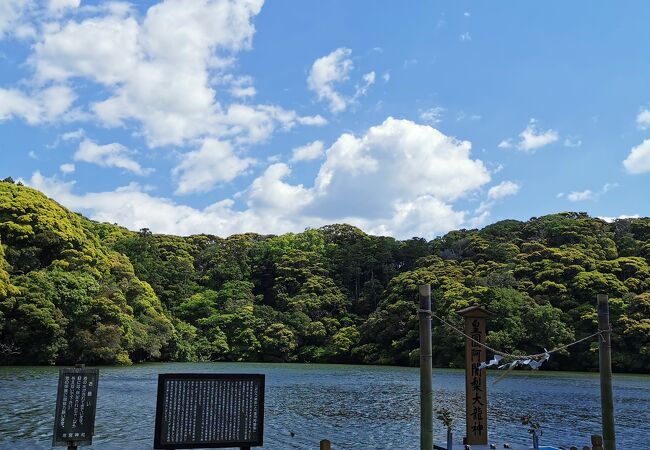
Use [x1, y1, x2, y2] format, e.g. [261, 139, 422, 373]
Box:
[1, 180, 648, 372]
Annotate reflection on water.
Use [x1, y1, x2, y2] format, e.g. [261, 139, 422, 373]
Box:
[0, 363, 648, 449]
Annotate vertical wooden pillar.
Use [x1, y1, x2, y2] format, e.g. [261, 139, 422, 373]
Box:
[458, 306, 491, 446]
[418, 285, 433, 450]
[320, 439, 331, 450]
[597, 295, 616, 450]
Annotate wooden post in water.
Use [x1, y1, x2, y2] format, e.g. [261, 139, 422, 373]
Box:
[320, 439, 331, 450]
[418, 285, 433, 450]
[597, 294, 616, 450]
[591, 435, 604, 450]
[458, 306, 491, 446]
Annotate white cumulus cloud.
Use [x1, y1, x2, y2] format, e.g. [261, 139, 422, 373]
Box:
[220, 104, 325, 145]
[74, 139, 152, 175]
[247, 163, 313, 213]
[0, 86, 74, 124]
[28, 170, 315, 237]
[172, 138, 254, 195]
[487, 181, 520, 200]
[29, 117, 491, 240]
[0, 0, 32, 39]
[47, 0, 80, 14]
[27, 0, 321, 148]
[623, 139, 650, 174]
[290, 140, 324, 163]
[599, 214, 640, 223]
[567, 190, 594, 202]
[308, 117, 490, 236]
[307, 47, 353, 113]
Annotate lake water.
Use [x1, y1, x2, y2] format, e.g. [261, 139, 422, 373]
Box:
[0, 363, 648, 449]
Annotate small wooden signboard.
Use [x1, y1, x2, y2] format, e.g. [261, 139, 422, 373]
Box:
[153, 373, 265, 450]
[52, 367, 99, 447]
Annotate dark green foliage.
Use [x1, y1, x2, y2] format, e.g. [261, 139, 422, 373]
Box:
[111, 230, 197, 309]
[0, 184, 648, 372]
[0, 183, 172, 365]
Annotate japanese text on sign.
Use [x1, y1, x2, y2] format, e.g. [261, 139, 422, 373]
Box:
[154, 373, 265, 449]
[52, 367, 99, 447]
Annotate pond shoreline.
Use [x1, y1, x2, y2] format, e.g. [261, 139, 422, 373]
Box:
[2, 360, 650, 377]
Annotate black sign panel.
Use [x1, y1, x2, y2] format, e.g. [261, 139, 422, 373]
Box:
[52, 367, 99, 447]
[154, 373, 265, 449]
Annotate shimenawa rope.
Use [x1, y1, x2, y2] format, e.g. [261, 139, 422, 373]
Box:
[418, 308, 606, 361]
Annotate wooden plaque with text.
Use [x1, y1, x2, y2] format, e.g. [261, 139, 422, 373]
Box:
[458, 306, 491, 446]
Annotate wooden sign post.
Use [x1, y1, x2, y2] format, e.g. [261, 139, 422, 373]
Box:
[597, 294, 616, 450]
[418, 285, 433, 450]
[457, 306, 491, 446]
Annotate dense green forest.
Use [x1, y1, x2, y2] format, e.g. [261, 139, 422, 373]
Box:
[0, 180, 648, 372]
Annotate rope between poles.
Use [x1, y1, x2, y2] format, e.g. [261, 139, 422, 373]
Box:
[419, 308, 605, 361]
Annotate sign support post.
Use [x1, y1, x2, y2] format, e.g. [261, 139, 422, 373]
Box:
[418, 284, 433, 450]
[458, 306, 491, 446]
[597, 294, 616, 450]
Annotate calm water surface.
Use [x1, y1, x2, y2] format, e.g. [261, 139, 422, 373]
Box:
[0, 363, 648, 449]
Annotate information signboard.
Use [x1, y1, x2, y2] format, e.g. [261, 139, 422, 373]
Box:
[154, 373, 265, 450]
[52, 367, 99, 447]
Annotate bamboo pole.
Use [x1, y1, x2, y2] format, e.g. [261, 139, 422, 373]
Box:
[418, 285, 433, 450]
[597, 294, 616, 450]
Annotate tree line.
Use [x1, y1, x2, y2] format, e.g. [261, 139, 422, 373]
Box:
[1, 179, 648, 372]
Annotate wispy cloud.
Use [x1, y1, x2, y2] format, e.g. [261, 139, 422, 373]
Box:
[637, 109, 650, 130]
[419, 106, 444, 125]
[499, 119, 559, 152]
[559, 183, 618, 202]
[60, 163, 75, 174]
[563, 137, 582, 148]
[74, 139, 153, 175]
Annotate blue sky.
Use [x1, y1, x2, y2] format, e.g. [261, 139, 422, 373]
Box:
[1, 0, 649, 239]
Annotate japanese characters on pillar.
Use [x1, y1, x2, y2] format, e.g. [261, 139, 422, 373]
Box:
[457, 306, 491, 446]
[52, 367, 99, 447]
